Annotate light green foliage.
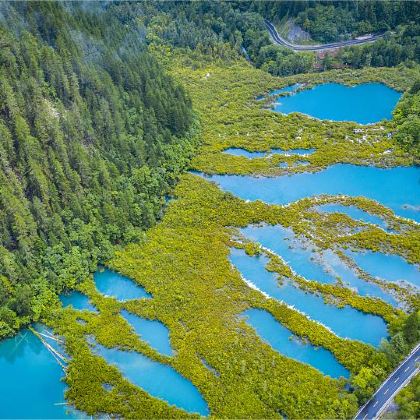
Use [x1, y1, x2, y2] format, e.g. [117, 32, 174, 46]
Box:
[44, 58, 419, 418]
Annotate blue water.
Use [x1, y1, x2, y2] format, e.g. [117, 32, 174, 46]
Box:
[60, 291, 97, 312]
[240, 225, 397, 305]
[121, 310, 173, 357]
[199, 164, 420, 222]
[224, 149, 266, 158]
[243, 308, 349, 379]
[0, 327, 74, 419]
[230, 248, 388, 346]
[269, 84, 301, 97]
[316, 203, 390, 231]
[346, 250, 420, 288]
[223, 148, 315, 159]
[90, 339, 209, 416]
[94, 268, 151, 301]
[271, 83, 401, 124]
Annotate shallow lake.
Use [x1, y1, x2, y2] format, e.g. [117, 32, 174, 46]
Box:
[89, 338, 209, 416]
[230, 248, 388, 346]
[60, 291, 97, 312]
[223, 148, 315, 159]
[243, 308, 349, 379]
[200, 164, 420, 222]
[270, 83, 401, 124]
[315, 203, 390, 231]
[0, 326, 75, 419]
[121, 310, 173, 357]
[240, 225, 398, 306]
[94, 268, 151, 301]
[346, 250, 420, 289]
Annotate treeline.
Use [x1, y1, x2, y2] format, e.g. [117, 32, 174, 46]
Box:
[139, 1, 419, 77]
[0, 2, 195, 337]
[352, 310, 420, 403]
[392, 80, 420, 162]
[291, 1, 419, 43]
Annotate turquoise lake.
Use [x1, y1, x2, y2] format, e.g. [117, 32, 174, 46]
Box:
[315, 203, 391, 231]
[89, 338, 209, 416]
[121, 310, 173, 357]
[240, 225, 398, 306]
[200, 164, 420, 222]
[243, 308, 349, 379]
[346, 250, 420, 288]
[0, 327, 74, 419]
[224, 148, 315, 159]
[60, 291, 97, 312]
[270, 83, 401, 124]
[94, 268, 151, 301]
[230, 248, 388, 346]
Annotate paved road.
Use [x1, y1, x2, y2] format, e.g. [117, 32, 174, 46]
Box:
[355, 343, 420, 420]
[265, 20, 385, 52]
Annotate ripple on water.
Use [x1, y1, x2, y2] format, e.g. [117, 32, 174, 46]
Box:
[243, 308, 349, 379]
[230, 248, 388, 346]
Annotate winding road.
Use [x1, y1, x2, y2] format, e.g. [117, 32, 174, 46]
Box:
[355, 343, 420, 420]
[265, 20, 385, 52]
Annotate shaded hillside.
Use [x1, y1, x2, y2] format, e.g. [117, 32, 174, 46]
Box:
[0, 2, 195, 336]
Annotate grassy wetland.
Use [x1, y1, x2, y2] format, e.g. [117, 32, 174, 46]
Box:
[42, 58, 420, 418]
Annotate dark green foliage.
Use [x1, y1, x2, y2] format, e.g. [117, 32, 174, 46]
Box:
[293, 1, 419, 43]
[393, 81, 420, 161]
[393, 375, 420, 419]
[0, 2, 195, 335]
[403, 310, 420, 346]
[144, 1, 419, 76]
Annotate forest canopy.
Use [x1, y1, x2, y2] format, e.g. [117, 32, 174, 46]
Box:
[0, 2, 195, 337]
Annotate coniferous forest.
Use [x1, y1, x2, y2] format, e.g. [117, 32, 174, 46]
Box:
[0, 1, 419, 419]
[0, 2, 195, 335]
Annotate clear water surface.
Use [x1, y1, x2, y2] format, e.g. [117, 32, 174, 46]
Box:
[0, 327, 75, 419]
[315, 203, 390, 231]
[94, 268, 151, 301]
[199, 164, 420, 222]
[121, 310, 173, 357]
[271, 83, 401, 124]
[243, 308, 349, 379]
[230, 248, 388, 346]
[60, 291, 97, 312]
[223, 148, 315, 159]
[240, 225, 398, 306]
[90, 339, 209, 416]
[346, 250, 420, 288]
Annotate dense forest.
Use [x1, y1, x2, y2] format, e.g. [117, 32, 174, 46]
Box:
[143, 1, 420, 76]
[393, 80, 420, 161]
[0, 0, 419, 338]
[0, 2, 196, 337]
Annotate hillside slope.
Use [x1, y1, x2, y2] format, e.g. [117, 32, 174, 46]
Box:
[0, 2, 195, 336]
